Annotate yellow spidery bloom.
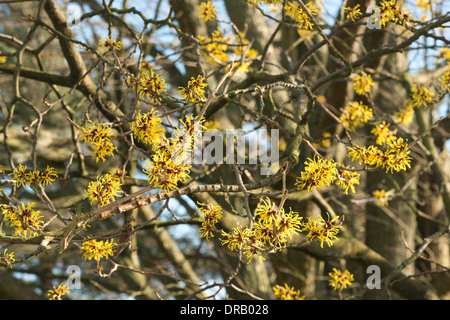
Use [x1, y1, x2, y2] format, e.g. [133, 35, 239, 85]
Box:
[340, 101, 373, 131]
[335, 166, 360, 194]
[197, 202, 222, 239]
[284, 1, 318, 30]
[130, 109, 163, 145]
[80, 122, 116, 162]
[26, 166, 58, 188]
[273, 283, 305, 300]
[99, 35, 122, 52]
[197, 27, 231, 66]
[373, 189, 389, 206]
[411, 84, 434, 108]
[0, 249, 15, 268]
[379, 0, 412, 28]
[48, 283, 70, 300]
[220, 225, 253, 252]
[10, 202, 44, 238]
[301, 214, 343, 248]
[394, 100, 415, 125]
[353, 72, 374, 96]
[177, 75, 208, 102]
[371, 121, 397, 146]
[328, 268, 354, 291]
[343, 4, 362, 22]
[85, 173, 123, 207]
[200, 1, 217, 21]
[138, 69, 167, 103]
[81, 238, 116, 261]
[12, 164, 29, 188]
[295, 156, 337, 192]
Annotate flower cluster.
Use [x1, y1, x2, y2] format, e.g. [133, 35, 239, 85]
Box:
[197, 27, 231, 66]
[99, 36, 122, 52]
[197, 202, 223, 239]
[200, 1, 217, 22]
[246, 0, 283, 5]
[1, 202, 44, 238]
[11, 164, 58, 188]
[221, 198, 302, 262]
[353, 72, 374, 96]
[130, 108, 164, 145]
[410, 83, 434, 108]
[347, 136, 412, 173]
[143, 115, 204, 194]
[48, 283, 70, 300]
[379, 0, 412, 28]
[373, 189, 389, 206]
[81, 238, 116, 261]
[137, 68, 167, 103]
[85, 172, 123, 207]
[284, 1, 318, 30]
[339, 101, 373, 131]
[301, 214, 343, 248]
[394, 100, 415, 125]
[273, 283, 305, 300]
[80, 122, 116, 162]
[0, 249, 15, 268]
[328, 268, 354, 291]
[295, 156, 360, 194]
[177, 75, 208, 102]
[343, 4, 362, 22]
[371, 121, 397, 146]
[438, 70, 450, 93]
[196, 27, 259, 72]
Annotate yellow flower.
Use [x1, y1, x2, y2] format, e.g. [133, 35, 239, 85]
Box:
[339, 101, 373, 131]
[138, 69, 167, 103]
[301, 214, 343, 248]
[0, 50, 6, 63]
[10, 202, 44, 238]
[197, 202, 222, 239]
[178, 75, 208, 102]
[373, 189, 389, 206]
[81, 238, 116, 261]
[328, 268, 354, 291]
[379, 0, 411, 28]
[438, 70, 450, 92]
[200, 1, 217, 22]
[12, 164, 29, 188]
[0, 249, 15, 268]
[273, 283, 305, 300]
[371, 121, 396, 146]
[197, 27, 231, 65]
[335, 166, 360, 194]
[394, 101, 415, 125]
[284, 1, 318, 30]
[99, 35, 122, 52]
[295, 156, 337, 192]
[80, 122, 116, 162]
[438, 48, 450, 61]
[353, 72, 374, 96]
[48, 283, 70, 300]
[130, 109, 163, 145]
[411, 84, 434, 108]
[220, 225, 253, 252]
[85, 173, 123, 207]
[343, 4, 362, 22]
